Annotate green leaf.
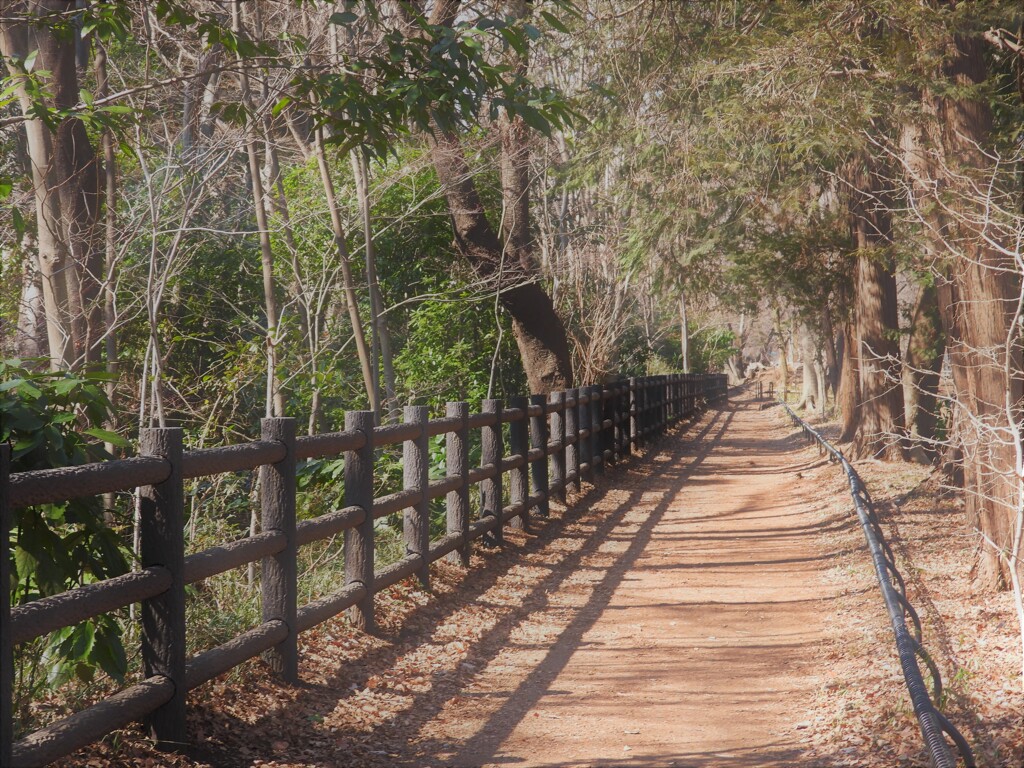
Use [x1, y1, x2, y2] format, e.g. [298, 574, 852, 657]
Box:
[10, 206, 25, 236]
[271, 95, 292, 116]
[516, 104, 551, 136]
[83, 427, 129, 448]
[540, 11, 570, 34]
[52, 377, 81, 395]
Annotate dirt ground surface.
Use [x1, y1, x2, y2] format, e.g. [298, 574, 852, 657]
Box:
[66, 391, 1021, 768]
[421, 395, 838, 768]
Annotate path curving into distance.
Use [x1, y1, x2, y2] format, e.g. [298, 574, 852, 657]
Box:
[416, 392, 844, 767]
[156, 392, 848, 768]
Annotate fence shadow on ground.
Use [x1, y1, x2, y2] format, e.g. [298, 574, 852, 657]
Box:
[182, 394, 879, 768]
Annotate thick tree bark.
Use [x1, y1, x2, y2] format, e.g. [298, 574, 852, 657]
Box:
[1, 0, 103, 370]
[425, 0, 572, 395]
[427, 139, 572, 395]
[820, 302, 840, 396]
[902, 283, 944, 463]
[846, 157, 904, 459]
[795, 325, 821, 412]
[838, 321, 860, 443]
[901, 34, 1022, 588]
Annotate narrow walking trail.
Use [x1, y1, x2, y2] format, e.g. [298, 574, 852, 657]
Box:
[75, 394, 850, 768]
[423, 394, 842, 767]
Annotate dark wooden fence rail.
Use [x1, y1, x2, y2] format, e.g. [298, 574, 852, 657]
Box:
[0, 373, 727, 767]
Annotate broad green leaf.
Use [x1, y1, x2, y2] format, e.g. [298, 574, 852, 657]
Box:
[83, 427, 129, 448]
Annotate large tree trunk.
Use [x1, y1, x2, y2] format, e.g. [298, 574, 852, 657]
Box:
[838, 321, 860, 443]
[846, 157, 904, 459]
[900, 34, 1022, 589]
[1, 0, 103, 370]
[425, 0, 572, 395]
[820, 302, 840, 396]
[939, 38, 1021, 588]
[902, 283, 944, 463]
[428, 130, 572, 393]
[795, 325, 820, 411]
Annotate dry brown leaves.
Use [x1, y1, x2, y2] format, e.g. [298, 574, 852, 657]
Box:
[795, 416, 1023, 768]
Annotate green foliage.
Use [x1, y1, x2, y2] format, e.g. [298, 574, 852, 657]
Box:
[395, 293, 524, 410]
[689, 328, 738, 374]
[1, 359, 131, 687]
[288, 2, 576, 157]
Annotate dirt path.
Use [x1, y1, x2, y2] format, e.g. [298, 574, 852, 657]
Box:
[418, 395, 841, 768]
[72, 394, 850, 768]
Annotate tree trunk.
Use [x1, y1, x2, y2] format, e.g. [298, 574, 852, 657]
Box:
[1, 0, 103, 370]
[902, 34, 1022, 588]
[846, 157, 904, 460]
[425, 0, 572, 395]
[15, 252, 46, 358]
[795, 325, 820, 411]
[903, 283, 944, 463]
[838, 321, 860, 442]
[774, 307, 788, 401]
[313, 127, 380, 414]
[939, 41, 1020, 589]
[234, 0, 285, 418]
[679, 287, 690, 373]
[821, 302, 840, 396]
[428, 130, 572, 394]
[351, 149, 398, 420]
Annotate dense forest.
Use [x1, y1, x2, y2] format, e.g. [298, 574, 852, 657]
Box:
[1, 0, 1023, 759]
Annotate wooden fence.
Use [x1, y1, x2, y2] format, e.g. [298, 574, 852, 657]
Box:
[1, 373, 728, 767]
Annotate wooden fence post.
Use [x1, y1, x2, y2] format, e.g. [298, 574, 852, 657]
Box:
[1, 444, 11, 768]
[578, 387, 590, 482]
[260, 417, 298, 683]
[404, 406, 431, 588]
[446, 402, 470, 566]
[641, 378, 650, 449]
[591, 385, 604, 476]
[508, 396, 529, 530]
[344, 411, 375, 632]
[139, 427, 186, 750]
[565, 388, 579, 494]
[611, 381, 623, 463]
[652, 378, 659, 436]
[628, 378, 638, 454]
[529, 394, 549, 517]
[604, 384, 614, 467]
[663, 376, 671, 436]
[673, 374, 680, 424]
[657, 376, 662, 434]
[643, 377, 651, 444]
[481, 399, 503, 545]
[550, 390, 566, 503]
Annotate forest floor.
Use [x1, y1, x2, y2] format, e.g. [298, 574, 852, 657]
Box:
[68, 391, 1022, 768]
